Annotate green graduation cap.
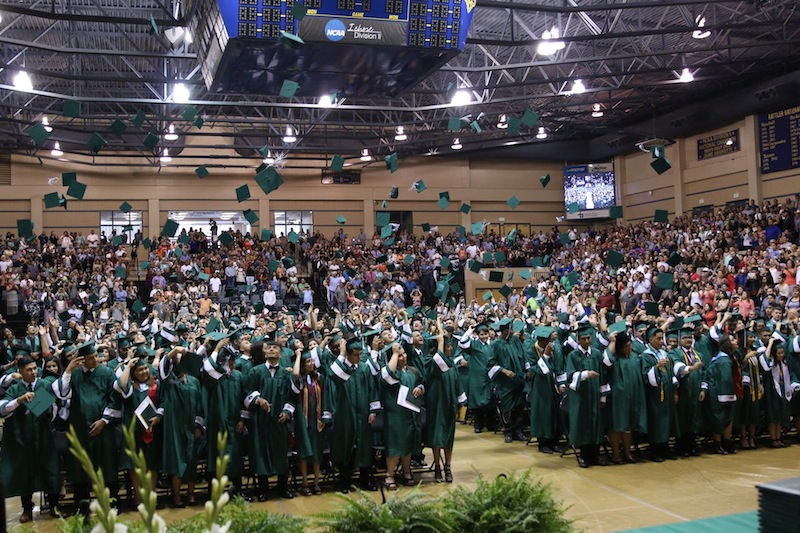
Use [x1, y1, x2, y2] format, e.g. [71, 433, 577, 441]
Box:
[143, 132, 159, 149]
[254, 167, 284, 195]
[456, 225, 466, 235]
[291, 1, 307, 20]
[507, 117, 521, 135]
[63, 99, 81, 118]
[62, 171, 77, 186]
[219, 232, 233, 247]
[656, 272, 674, 290]
[507, 228, 517, 242]
[27, 123, 51, 146]
[559, 233, 571, 245]
[17, 219, 34, 238]
[147, 14, 158, 34]
[567, 202, 580, 214]
[142, 238, 152, 248]
[531, 257, 543, 267]
[236, 184, 251, 202]
[336, 215, 347, 224]
[111, 235, 123, 246]
[381, 200, 388, 209]
[376, 212, 390, 226]
[131, 300, 144, 314]
[488, 270, 504, 283]
[181, 106, 197, 121]
[140, 261, 150, 271]
[195, 166, 209, 178]
[460, 203, 471, 214]
[482, 252, 493, 264]
[132, 110, 146, 129]
[389, 186, 399, 199]
[507, 196, 521, 209]
[609, 205, 623, 219]
[470, 120, 482, 133]
[447, 116, 462, 132]
[684, 315, 702, 325]
[413, 180, 427, 193]
[404, 254, 415, 265]
[667, 252, 682, 267]
[115, 266, 126, 278]
[468, 260, 483, 273]
[437, 196, 450, 209]
[644, 301, 660, 317]
[606, 250, 624, 268]
[439, 191, 450, 201]
[279, 30, 305, 48]
[385, 153, 399, 173]
[495, 251, 506, 263]
[482, 290, 493, 302]
[280, 79, 299, 99]
[651, 157, 672, 175]
[120, 201, 133, 213]
[44, 192, 61, 209]
[261, 228, 273, 241]
[110, 119, 128, 135]
[58, 311, 72, 323]
[59, 195, 68, 209]
[654, 209, 669, 223]
[194, 116, 204, 129]
[380, 224, 393, 239]
[608, 320, 628, 335]
[521, 109, 540, 128]
[268, 259, 280, 271]
[331, 154, 345, 172]
[196, 272, 209, 282]
[519, 269, 531, 280]
[287, 230, 300, 243]
[440, 256, 451, 269]
[161, 218, 179, 237]
[470, 222, 485, 235]
[540, 174, 551, 188]
[498, 285, 512, 298]
[87, 132, 107, 153]
[66, 180, 87, 200]
[566, 271, 579, 286]
[243, 209, 259, 224]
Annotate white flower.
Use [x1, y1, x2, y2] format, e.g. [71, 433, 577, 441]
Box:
[217, 492, 230, 507]
[91, 524, 128, 533]
[205, 520, 232, 533]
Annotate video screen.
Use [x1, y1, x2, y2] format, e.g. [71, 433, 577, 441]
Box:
[563, 163, 616, 214]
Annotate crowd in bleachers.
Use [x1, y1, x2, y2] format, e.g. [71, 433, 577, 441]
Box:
[0, 194, 798, 523]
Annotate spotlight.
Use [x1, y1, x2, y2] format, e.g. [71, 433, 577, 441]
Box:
[164, 124, 179, 141]
[536, 127, 547, 139]
[13, 71, 33, 92]
[360, 149, 372, 162]
[283, 126, 297, 143]
[692, 16, 711, 39]
[318, 94, 333, 108]
[395, 126, 407, 141]
[450, 90, 471, 106]
[51, 142, 63, 157]
[172, 83, 190, 103]
[263, 150, 275, 165]
[42, 116, 53, 132]
[679, 68, 694, 83]
[571, 79, 586, 94]
[160, 148, 172, 162]
[451, 138, 462, 150]
[591, 103, 604, 118]
[497, 114, 508, 129]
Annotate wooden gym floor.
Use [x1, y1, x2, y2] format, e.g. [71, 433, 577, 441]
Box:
[6, 423, 800, 532]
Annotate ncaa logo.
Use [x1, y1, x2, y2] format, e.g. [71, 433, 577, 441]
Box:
[325, 20, 346, 41]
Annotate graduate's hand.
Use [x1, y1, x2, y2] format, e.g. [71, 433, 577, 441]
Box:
[194, 427, 202, 440]
[698, 391, 706, 402]
[236, 421, 245, 434]
[558, 385, 566, 394]
[278, 412, 290, 423]
[256, 398, 271, 412]
[586, 370, 600, 379]
[10, 372, 22, 380]
[502, 369, 516, 379]
[657, 358, 669, 369]
[412, 386, 424, 398]
[368, 413, 376, 425]
[215, 338, 229, 352]
[127, 357, 140, 368]
[148, 416, 160, 427]
[89, 419, 107, 437]
[66, 356, 85, 373]
[459, 359, 468, 368]
[673, 391, 679, 405]
[18, 391, 35, 404]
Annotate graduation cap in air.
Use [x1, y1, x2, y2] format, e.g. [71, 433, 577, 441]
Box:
[412, 180, 426, 193]
[132, 110, 147, 129]
[651, 157, 671, 175]
[656, 272, 674, 290]
[447, 116, 463, 132]
[279, 30, 305, 48]
[507, 117, 521, 135]
[609, 205, 623, 219]
[87, 132, 108, 153]
[291, 1, 308, 20]
[66, 181, 87, 200]
[389, 187, 399, 199]
[236, 184, 251, 202]
[667, 252, 682, 267]
[385, 153, 398, 173]
[331, 154, 345, 172]
[539, 174, 551, 188]
[243, 209, 259, 224]
[44, 192, 61, 209]
[521, 109, 539, 128]
[460, 203, 471, 214]
[644, 301, 660, 317]
[606, 250, 624, 269]
[195, 166, 209, 178]
[567, 202, 579, 214]
[654, 210, 669, 223]
[27, 123, 51, 146]
[161, 219, 179, 237]
[507, 196, 521, 209]
[437, 196, 450, 209]
[261, 229, 273, 241]
[62, 172, 77, 186]
[376, 212, 390, 226]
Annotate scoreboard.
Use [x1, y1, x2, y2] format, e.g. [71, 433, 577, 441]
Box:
[217, 0, 475, 50]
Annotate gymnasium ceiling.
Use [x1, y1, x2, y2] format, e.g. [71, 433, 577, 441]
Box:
[1, 0, 800, 169]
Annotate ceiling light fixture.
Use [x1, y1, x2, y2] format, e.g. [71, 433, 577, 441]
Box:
[318, 94, 333, 108]
[42, 116, 53, 132]
[164, 124, 179, 141]
[591, 103, 604, 118]
[536, 127, 548, 139]
[50, 142, 63, 157]
[263, 150, 275, 165]
[395, 126, 407, 141]
[679, 68, 694, 83]
[692, 16, 711, 39]
[160, 148, 172, 162]
[537, 26, 566, 56]
[571, 79, 586, 94]
[360, 148, 372, 162]
[13, 71, 33, 92]
[451, 138, 462, 150]
[496, 114, 508, 129]
[283, 126, 297, 143]
[184, 28, 194, 44]
[451, 89, 471, 106]
[172, 82, 190, 103]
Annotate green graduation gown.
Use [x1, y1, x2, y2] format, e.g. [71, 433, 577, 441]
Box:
[114, 379, 162, 471]
[243, 363, 299, 476]
[380, 364, 423, 457]
[488, 336, 526, 413]
[527, 345, 561, 440]
[641, 346, 678, 443]
[459, 337, 493, 408]
[565, 346, 606, 447]
[702, 351, 737, 433]
[158, 358, 203, 479]
[423, 350, 465, 450]
[669, 346, 704, 434]
[53, 365, 120, 484]
[328, 357, 380, 468]
[603, 349, 647, 433]
[201, 354, 245, 477]
[0, 378, 61, 498]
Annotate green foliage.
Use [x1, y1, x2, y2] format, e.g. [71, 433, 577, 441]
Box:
[57, 514, 94, 533]
[314, 489, 453, 533]
[164, 498, 307, 533]
[441, 470, 573, 533]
